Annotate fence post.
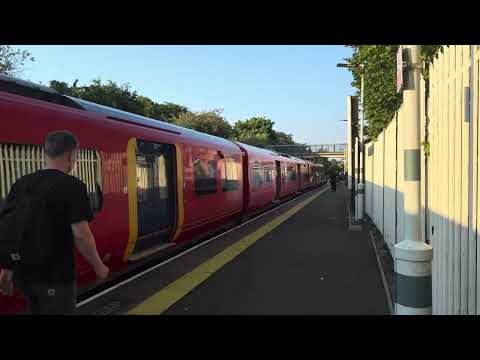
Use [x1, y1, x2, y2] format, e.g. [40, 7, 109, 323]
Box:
[356, 72, 365, 221]
[347, 96, 358, 213]
[394, 45, 433, 315]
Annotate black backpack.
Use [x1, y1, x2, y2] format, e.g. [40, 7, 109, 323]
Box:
[0, 176, 59, 270]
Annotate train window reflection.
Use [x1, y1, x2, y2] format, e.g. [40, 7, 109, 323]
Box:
[194, 159, 217, 195]
[222, 158, 239, 192]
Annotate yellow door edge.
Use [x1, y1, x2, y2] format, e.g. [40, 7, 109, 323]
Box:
[171, 144, 184, 243]
[123, 138, 138, 261]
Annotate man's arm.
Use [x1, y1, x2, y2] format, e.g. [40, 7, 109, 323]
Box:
[71, 221, 109, 281]
[67, 180, 109, 281]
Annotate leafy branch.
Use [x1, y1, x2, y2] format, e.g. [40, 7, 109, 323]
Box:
[344, 45, 442, 140]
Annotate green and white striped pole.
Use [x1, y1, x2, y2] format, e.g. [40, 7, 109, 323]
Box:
[394, 45, 433, 315]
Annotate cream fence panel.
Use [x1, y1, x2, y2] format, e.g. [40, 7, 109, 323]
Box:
[384, 119, 397, 253]
[372, 131, 385, 235]
[396, 103, 405, 251]
[363, 45, 480, 314]
[365, 142, 374, 218]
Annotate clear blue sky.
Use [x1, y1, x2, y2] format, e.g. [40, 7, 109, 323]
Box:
[16, 45, 356, 145]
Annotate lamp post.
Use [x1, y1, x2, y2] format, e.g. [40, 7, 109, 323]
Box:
[337, 63, 365, 221]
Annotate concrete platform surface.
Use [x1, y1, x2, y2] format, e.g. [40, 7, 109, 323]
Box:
[164, 185, 389, 315]
[77, 184, 389, 315]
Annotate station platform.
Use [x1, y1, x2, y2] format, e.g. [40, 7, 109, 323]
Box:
[76, 184, 390, 315]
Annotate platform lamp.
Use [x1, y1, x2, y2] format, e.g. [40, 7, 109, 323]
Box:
[337, 62, 365, 221]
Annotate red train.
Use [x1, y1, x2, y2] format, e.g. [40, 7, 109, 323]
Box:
[0, 75, 326, 314]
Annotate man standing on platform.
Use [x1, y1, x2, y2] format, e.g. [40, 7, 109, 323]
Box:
[0, 130, 109, 314]
[330, 173, 337, 192]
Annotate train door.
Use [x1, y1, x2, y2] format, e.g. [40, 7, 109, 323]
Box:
[297, 164, 301, 191]
[275, 160, 281, 199]
[133, 140, 176, 255]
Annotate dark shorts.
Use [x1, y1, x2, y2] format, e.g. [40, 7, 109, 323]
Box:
[14, 275, 76, 315]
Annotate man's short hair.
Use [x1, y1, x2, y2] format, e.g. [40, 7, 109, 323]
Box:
[45, 130, 79, 158]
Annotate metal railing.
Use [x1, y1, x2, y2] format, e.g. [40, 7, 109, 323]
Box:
[268, 143, 346, 156]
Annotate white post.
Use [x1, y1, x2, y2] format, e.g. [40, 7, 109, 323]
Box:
[347, 96, 358, 215]
[356, 73, 365, 220]
[360, 72, 365, 184]
[354, 137, 359, 217]
[394, 45, 433, 315]
[347, 97, 354, 191]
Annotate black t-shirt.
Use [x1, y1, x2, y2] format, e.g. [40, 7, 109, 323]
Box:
[4, 169, 93, 283]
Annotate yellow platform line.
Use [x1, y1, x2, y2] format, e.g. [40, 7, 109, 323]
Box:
[127, 187, 329, 315]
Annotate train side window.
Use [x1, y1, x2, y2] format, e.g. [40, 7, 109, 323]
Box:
[194, 159, 217, 195]
[264, 166, 272, 183]
[71, 149, 103, 212]
[291, 167, 297, 181]
[252, 165, 263, 188]
[0, 143, 103, 212]
[284, 166, 296, 182]
[222, 158, 239, 192]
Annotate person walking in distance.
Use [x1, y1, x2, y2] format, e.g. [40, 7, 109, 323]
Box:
[0, 130, 109, 314]
[330, 173, 337, 192]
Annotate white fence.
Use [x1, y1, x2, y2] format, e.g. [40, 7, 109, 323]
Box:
[0, 143, 102, 208]
[364, 45, 480, 314]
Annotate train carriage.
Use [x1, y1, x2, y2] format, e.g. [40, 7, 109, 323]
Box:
[0, 75, 322, 314]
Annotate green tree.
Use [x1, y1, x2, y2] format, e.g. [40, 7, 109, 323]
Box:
[137, 96, 187, 122]
[327, 159, 341, 176]
[235, 135, 271, 148]
[420, 45, 445, 79]
[0, 46, 34, 76]
[49, 80, 79, 97]
[80, 79, 143, 114]
[317, 158, 341, 176]
[318, 157, 329, 167]
[233, 117, 277, 144]
[173, 109, 233, 139]
[157, 102, 188, 122]
[345, 45, 401, 141]
[233, 117, 299, 147]
[50, 79, 144, 114]
[273, 131, 295, 145]
[344, 45, 442, 140]
[50, 79, 189, 123]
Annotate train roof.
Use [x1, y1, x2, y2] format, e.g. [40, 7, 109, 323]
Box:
[234, 141, 283, 157]
[234, 142, 315, 163]
[0, 75, 311, 160]
[66, 96, 238, 149]
[0, 74, 239, 151]
[0, 74, 85, 110]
